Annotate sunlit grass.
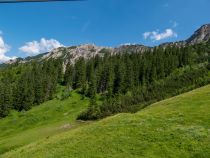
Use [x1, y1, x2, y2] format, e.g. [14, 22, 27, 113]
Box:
[2, 85, 210, 158]
[0, 91, 89, 154]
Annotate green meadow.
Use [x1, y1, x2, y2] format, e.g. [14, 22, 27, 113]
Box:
[0, 92, 89, 155]
[1, 85, 210, 158]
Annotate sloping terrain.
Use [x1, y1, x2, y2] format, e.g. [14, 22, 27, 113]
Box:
[0, 91, 89, 155]
[2, 85, 210, 158]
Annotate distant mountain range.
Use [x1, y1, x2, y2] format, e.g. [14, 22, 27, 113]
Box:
[3, 23, 210, 67]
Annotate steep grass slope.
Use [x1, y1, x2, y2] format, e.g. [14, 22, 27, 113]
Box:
[0, 92, 89, 155]
[2, 85, 210, 158]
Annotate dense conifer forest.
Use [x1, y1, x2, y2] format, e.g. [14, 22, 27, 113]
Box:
[0, 40, 210, 119]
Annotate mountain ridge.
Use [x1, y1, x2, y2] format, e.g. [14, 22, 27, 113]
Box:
[3, 23, 210, 66]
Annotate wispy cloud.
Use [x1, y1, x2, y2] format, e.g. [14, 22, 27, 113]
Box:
[0, 34, 16, 63]
[170, 20, 179, 28]
[19, 38, 64, 56]
[70, 16, 77, 20]
[81, 21, 91, 33]
[162, 3, 169, 8]
[143, 28, 177, 41]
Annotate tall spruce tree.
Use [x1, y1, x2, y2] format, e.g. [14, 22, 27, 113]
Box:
[64, 62, 74, 87]
[87, 63, 96, 98]
[74, 58, 86, 93]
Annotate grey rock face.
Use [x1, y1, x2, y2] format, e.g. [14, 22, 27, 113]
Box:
[113, 44, 151, 54]
[186, 24, 210, 44]
[159, 24, 210, 48]
[42, 44, 113, 69]
[2, 24, 210, 67]
[41, 44, 151, 66]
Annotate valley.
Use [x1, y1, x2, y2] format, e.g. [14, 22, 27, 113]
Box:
[0, 18, 210, 157]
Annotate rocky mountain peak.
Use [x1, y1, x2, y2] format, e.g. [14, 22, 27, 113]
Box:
[160, 24, 210, 47]
[186, 24, 210, 44]
[2, 24, 210, 67]
[41, 44, 113, 68]
[114, 44, 150, 54]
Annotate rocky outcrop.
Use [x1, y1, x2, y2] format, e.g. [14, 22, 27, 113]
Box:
[160, 24, 210, 47]
[186, 24, 210, 44]
[2, 24, 210, 67]
[113, 44, 151, 54]
[41, 44, 113, 68]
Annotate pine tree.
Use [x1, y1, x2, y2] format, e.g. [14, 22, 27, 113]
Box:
[113, 59, 126, 94]
[55, 59, 64, 84]
[207, 55, 210, 70]
[14, 72, 34, 111]
[125, 57, 134, 91]
[74, 58, 86, 93]
[64, 62, 74, 87]
[33, 64, 44, 104]
[87, 63, 96, 98]
[150, 65, 157, 82]
[0, 82, 11, 117]
[106, 62, 115, 98]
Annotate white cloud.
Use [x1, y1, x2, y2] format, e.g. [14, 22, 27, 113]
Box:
[0, 36, 16, 63]
[143, 28, 177, 41]
[120, 43, 137, 46]
[19, 38, 64, 56]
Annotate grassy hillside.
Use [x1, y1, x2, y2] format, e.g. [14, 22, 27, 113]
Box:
[0, 92, 89, 155]
[2, 85, 210, 158]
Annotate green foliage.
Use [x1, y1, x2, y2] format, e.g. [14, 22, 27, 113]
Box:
[0, 82, 11, 117]
[77, 97, 99, 120]
[2, 85, 210, 158]
[64, 62, 74, 87]
[74, 42, 210, 120]
[1, 41, 210, 120]
[0, 91, 89, 155]
[0, 59, 64, 117]
[57, 87, 72, 101]
[74, 58, 86, 92]
[86, 63, 96, 98]
[1, 41, 210, 157]
[78, 65, 210, 120]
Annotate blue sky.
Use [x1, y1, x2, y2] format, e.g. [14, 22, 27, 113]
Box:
[0, 0, 210, 62]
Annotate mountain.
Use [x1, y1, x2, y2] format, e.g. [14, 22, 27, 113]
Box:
[113, 44, 151, 54]
[1, 24, 210, 157]
[2, 23, 210, 67]
[186, 24, 210, 44]
[160, 23, 210, 47]
[4, 53, 49, 65]
[41, 44, 112, 65]
[3, 44, 150, 68]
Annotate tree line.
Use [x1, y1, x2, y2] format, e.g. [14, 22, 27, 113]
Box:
[0, 40, 210, 119]
[0, 59, 63, 117]
[75, 42, 210, 120]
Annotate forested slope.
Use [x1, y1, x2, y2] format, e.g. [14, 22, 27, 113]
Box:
[2, 84, 210, 158]
[0, 26, 210, 157]
[1, 40, 210, 120]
